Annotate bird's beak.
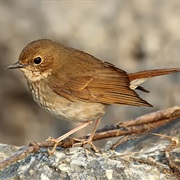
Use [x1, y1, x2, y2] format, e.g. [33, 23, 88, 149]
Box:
[6, 62, 27, 70]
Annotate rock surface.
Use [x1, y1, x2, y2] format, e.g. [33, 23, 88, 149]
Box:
[0, 144, 179, 180]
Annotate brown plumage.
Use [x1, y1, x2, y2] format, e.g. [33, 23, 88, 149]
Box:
[128, 68, 180, 81]
[6, 39, 180, 151]
[48, 60, 152, 107]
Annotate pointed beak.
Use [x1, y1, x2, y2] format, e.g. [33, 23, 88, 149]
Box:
[6, 62, 27, 70]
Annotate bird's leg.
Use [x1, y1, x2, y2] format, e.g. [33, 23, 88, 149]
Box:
[46, 120, 93, 155]
[82, 117, 102, 152]
[86, 117, 101, 143]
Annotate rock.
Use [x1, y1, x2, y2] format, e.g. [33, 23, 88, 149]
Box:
[0, 144, 179, 179]
[0, 1, 180, 146]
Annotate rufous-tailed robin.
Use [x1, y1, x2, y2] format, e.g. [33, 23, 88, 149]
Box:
[7, 39, 180, 152]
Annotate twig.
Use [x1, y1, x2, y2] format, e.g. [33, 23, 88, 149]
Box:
[118, 106, 180, 127]
[110, 134, 143, 150]
[0, 106, 179, 170]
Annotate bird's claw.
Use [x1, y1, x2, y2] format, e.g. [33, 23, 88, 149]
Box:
[71, 137, 99, 152]
[46, 136, 59, 155]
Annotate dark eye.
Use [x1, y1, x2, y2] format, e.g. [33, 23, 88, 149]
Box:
[33, 57, 42, 65]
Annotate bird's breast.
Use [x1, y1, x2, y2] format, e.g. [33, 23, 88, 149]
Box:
[27, 80, 106, 122]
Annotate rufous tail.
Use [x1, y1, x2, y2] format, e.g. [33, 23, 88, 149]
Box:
[128, 68, 180, 92]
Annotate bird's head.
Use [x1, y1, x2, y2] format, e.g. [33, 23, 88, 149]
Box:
[7, 39, 62, 82]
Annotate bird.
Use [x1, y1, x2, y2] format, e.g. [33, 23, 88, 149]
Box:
[6, 39, 180, 153]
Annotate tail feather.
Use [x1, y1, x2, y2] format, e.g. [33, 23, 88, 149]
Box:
[128, 68, 180, 81]
[128, 68, 180, 92]
[136, 86, 150, 93]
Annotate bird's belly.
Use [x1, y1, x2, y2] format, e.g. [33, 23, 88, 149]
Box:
[44, 98, 106, 123]
[28, 81, 106, 123]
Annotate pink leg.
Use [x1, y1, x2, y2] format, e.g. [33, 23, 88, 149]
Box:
[87, 117, 101, 142]
[56, 120, 93, 142]
[83, 117, 102, 152]
[47, 120, 93, 154]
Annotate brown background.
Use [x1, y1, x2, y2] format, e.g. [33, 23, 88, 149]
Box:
[0, 1, 179, 146]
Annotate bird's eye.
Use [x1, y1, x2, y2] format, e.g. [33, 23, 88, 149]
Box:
[33, 57, 42, 65]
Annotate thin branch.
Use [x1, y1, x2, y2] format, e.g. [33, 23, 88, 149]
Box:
[0, 106, 180, 170]
[110, 134, 142, 150]
[118, 106, 180, 127]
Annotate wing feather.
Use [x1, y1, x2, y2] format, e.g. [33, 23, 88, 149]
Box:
[48, 64, 151, 107]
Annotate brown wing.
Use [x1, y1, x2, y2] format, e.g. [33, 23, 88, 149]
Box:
[48, 61, 152, 107]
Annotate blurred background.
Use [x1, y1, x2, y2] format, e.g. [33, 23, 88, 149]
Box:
[0, 0, 179, 147]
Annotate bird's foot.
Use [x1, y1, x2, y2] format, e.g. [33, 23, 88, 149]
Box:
[72, 137, 99, 152]
[45, 134, 99, 155]
[46, 136, 59, 155]
[82, 139, 99, 152]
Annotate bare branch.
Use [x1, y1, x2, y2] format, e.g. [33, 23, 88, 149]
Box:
[0, 106, 180, 170]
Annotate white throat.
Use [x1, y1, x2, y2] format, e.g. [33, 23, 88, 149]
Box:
[20, 68, 52, 82]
